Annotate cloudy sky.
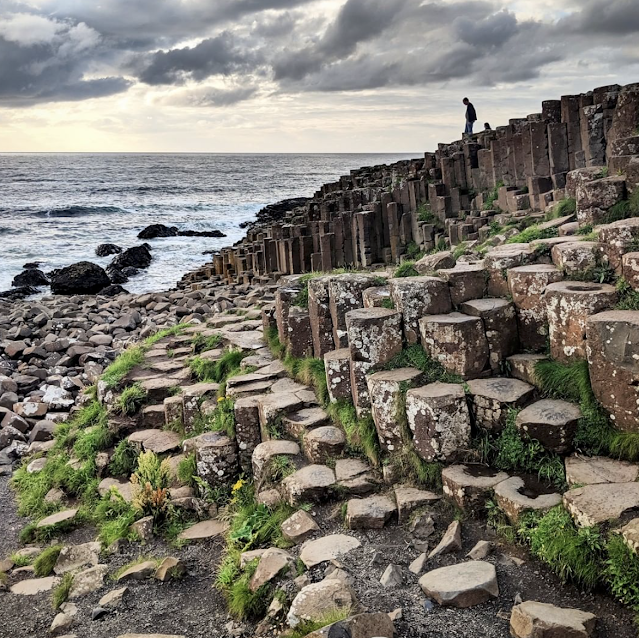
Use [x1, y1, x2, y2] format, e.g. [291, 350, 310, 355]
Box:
[1, 0, 638, 152]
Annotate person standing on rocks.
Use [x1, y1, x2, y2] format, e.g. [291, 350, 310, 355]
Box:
[463, 98, 477, 135]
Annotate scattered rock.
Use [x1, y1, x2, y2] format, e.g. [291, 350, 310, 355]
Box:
[510, 601, 597, 638]
[380, 564, 403, 588]
[428, 520, 462, 559]
[419, 561, 499, 608]
[287, 579, 358, 628]
[299, 534, 362, 568]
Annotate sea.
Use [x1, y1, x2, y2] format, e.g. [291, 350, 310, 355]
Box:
[0, 153, 418, 295]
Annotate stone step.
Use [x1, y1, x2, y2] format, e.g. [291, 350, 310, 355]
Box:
[281, 407, 330, 438]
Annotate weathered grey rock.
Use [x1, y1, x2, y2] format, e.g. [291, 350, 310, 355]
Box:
[406, 383, 471, 462]
[68, 564, 108, 599]
[54, 542, 101, 575]
[380, 564, 403, 588]
[281, 510, 320, 544]
[10, 576, 59, 595]
[516, 399, 582, 454]
[178, 519, 229, 541]
[563, 482, 639, 527]
[565, 454, 639, 486]
[394, 486, 440, 523]
[304, 612, 395, 638]
[467, 540, 493, 560]
[117, 561, 157, 582]
[99, 586, 129, 609]
[419, 561, 499, 608]
[252, 439, 301, 486]
[409, 553, 427, 575]
[466, 378, 535, 432]
[249, 548, 295, 592]
[442, 464, 509, 514]
[287, 579, 358, 628]
[428, 520, 462, 559]
[299, 534, 361, 568]
[37, 508, 77, 529]
[510, 601, 597, 638]
[302, 426, 345, 463]
[495, 477, 562, 523]
[282, 465, 336, 506]
[346, 494, 396, 529]
[335, 458, 378, 496]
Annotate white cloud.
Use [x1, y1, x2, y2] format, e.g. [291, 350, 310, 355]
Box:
[0, 12, 63, 46]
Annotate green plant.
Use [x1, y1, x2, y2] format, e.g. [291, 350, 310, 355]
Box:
[109, 440, 140, 477]
[116, 384, 147, 415]
[268, 455, 296, 482]
[383, 344, 462, 384]
[547, 197, 577, 220]
[405, 241, 423, 260]
[296, 358, 329, 406]
[326, 400, 380, 466]
[452, 242, 467, 260]
[483, 181, 504, 211]
[10, 551, 35, 568]
[226, 559, 271, 620]
[577, 223, 594, 236]
[191, 332, 223, 354]
[33, 545, 63, 577]
[616, 278, 639, 311]
[380, 297, 395, 310]
[52, 573, 74, 609]
[281, 608, 352, 638]
[605, 534, 639, 614]
[102, 346, 146, 389]
[131, 451, 171, 522]
[526, 507, 603, 589]
[94, 491, 140, 547]
[507, 224, 558, 244]
[394, 261, 419, 278]
[177, 453, 197, 488]
[190, 349, 248, 383]
[293, 286, 310, 309]
[208, 398, 236, 438]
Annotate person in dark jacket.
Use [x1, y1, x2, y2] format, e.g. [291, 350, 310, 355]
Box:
[463, 98, 477, 135]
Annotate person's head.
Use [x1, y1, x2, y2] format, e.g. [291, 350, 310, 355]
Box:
[463, 98, 469, 105]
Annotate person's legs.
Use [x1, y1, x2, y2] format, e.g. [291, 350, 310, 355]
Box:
[464, 121, 474, 135]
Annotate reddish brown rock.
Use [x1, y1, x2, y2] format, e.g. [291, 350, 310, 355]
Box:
[551, 242, 603, 277]
[419, 313, 489, 379]
[442, 464, 509, 514]
[406, 383, 471, 462]
[286, 307, 313, 358]
[437, 264, 486, 307]
[484, 244, 535, 296]
[598, 217, 639, 273]
[516, 399, 582, 454]
[587, 310, 639, 432]
[308, 275, 335, 358]
[508, 264, 564, 352]
[545, 281, 617, 362]
[388, 276, 452, 343]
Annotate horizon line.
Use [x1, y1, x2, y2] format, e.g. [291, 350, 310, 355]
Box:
[0, 151, 421, 155]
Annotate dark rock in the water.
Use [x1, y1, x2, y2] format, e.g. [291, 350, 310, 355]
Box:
[91, 607, 110, 621]
[178, 229, 226, 238]
[138, 224, 179, 239]
[99, 284, 128, 297]
[239, 197, 309, 229]
[96, 243, 122, 257]
[12, 268, 49, 288]
[106, 266, 139, 284]
[22, 262, 41, 269]
[109, 245, 152, 270]
[0, 286, 38, 300]
[50, 261, 110, 295]
[137, 223, 226, 240]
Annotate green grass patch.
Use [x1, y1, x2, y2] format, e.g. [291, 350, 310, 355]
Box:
[109, 439, 140, 478]
[326, 400, 380, 467]
[116, 383, 147, 415]
[208, 398, 236, 438]
[281, 608, 352, 638]
[33, 545, 63, 577]
[131, 451, 171, 523]
[506, 224, 558, 244]
[394, 261, 419, 278]
[383, 344, 462, 384]
[380, 297, 395, 310]
[190, 349, 248, 384]
[191, 332, 223, 354]
[546, 197, 576, 220]
[177, 453, 197, 488]
[482, 181, 504, 211]
[94, 491, 140, 547]
[405, 241, 424, 260]
[606, 534, 639, 615]
[452, 242, 467, 260]
[616, 278, 639, 311]
[535, 358, 639, 461]
[102, 346, 146, 389]
[52, 573, 74, 609]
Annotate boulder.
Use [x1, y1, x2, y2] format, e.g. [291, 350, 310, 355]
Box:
[281, 510, 320, 544]
[50, 262, 110, 295]
[282, 465, 336, 505]
[96, 243, 122, 257]
[346, 494, 396, 529]
[137, 224, 179, 239]
[428, 520, 462, 559]
[510, 601, 596, 638]
[287, 579, 358, 628]
[68, 564, 108, 599]
[249, 548, 295, 592]
[418, 561, 499, 608]
[304, 612, 395, 638]
[299, 534, 361, 568]
[495, 477, 562, 523]
[12, 268, 49, 288]
[442, 464, 509, 514]
[565, 454, 639, 486]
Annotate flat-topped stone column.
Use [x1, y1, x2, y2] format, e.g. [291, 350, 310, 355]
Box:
[545, 281, 617, 362]
[587, 310, 639, 432]
[346, 308, 403, 366]
[308, 275, 335, 358]
[419, 313, 489, 379]
[516, 399, 582, 454]
[367, 368, 423, 452]
[406, 383, 471, 462]
[388, 276, 451, 344]
[508, 264, 564, 352]
[484, 244, 535, 297]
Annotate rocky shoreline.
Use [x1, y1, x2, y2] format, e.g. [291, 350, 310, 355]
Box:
[2, 82, 639, 638]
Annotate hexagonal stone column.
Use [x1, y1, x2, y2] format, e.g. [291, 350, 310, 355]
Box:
[188, 432, 238, 487]
[484, 244, 535, 297]
[419, 313, 489, 379]
[286, 307, 313, 358]
[388, 276, 452, 344]
[460, 299, 518, 372]
[367, 368, 423, 453]
[324, 349, 352, 404]
[276, 284, 302, 346]
[302, 426, 346, 463]
[329, 274, 380, 348]
[494, 476, 562, 523]
[545, 281, 617, 362]
[442, 464, 509, 515]
[551, 241, 602, 277]
[576, 175, 626, 225]
[598, 217, 639, 273]
[516, 399, 582, 454]
[234, 396, 261, 473]
[466, 377, 535, 432]
[406, 383, 471, 462]
[282, 465, 336, 505]
[308, 275, 335, 358]
[363, 286, 392, 308]
[587, 310, 639, 432]
[508, 264, 564, 352]
[346, 308, 403, 366]
[252, 440, 301, 486]
[438, 264, 487, 307]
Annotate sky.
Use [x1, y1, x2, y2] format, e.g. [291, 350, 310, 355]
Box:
[1, 0, 638, 153]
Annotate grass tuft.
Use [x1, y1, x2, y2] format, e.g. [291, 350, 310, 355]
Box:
[52, 573, 74, 609]
[109, 440, 140, 477]
[281, 608, 352, 638]
[116, 383, 147, 415]
[394, 262, 419, 278]
[33, 545, 63, 577]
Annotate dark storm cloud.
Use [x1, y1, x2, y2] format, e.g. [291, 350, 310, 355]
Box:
[1, 0, 638, 108]
[138, 32, 262, 85]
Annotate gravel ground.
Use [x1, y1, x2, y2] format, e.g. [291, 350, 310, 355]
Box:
[0, 478, 636, 638]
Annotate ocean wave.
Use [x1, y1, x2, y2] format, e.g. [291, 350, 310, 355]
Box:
[30, 205, 127, 218]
